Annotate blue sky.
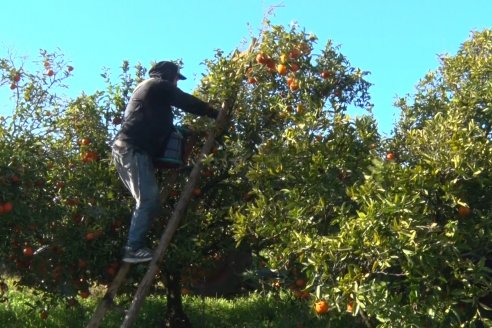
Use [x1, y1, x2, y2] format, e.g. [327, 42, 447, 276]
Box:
[1, 0, 490, 135]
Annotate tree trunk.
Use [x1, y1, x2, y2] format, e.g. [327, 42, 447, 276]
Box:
[163, 269, 191, 328]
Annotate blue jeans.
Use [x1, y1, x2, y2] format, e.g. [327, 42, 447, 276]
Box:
[112, 143, 160, 250]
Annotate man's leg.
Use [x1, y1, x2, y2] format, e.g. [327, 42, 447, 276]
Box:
[112, 147, 160, 261]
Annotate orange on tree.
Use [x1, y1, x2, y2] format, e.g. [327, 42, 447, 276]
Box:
[79, 290, 90, 299]
[290, 63, 300, 72]
[85, 232, 96, 241]
[256, 53, 269, 65]
[458, 205, 471, 218]
[289, 79, 300, 92]
[247, 76, 257, 84]
[2, 202, 13, 213]
[321, 71, 330, 79]
[23, 246, 34, 257]
[295, 278, 306, 288]
[80, 138, 91, 146]
[347, 300, 354, 313]
[314, 299, 329, 314]
[289, 48, 302, 59]
[386, 151, 395, 161]
[277, 64, 287, 75]
[286, 76, 295, 87]
[46, 69, 54, 77]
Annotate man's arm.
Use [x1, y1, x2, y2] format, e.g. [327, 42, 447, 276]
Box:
[170, 87, 219, 119]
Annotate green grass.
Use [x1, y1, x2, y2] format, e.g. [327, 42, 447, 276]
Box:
[0, 280, 363, 328]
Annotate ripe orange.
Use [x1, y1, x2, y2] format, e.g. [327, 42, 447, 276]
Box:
[13, 74, 21, 82]
[295, 278, 306, 288]
[290, 63, 300, 72]
[347, 300, 354, 312]
[256, 53, 268, 65]
[82, 151, 98, 163]
[314, 299, 329, 314]
[321, 71, 330, 79]
[46, 69, 54, 77]
[276, 64, 287, 75]
[80, 138, 91, 146]
[289, 48, 302, 59]
[458, 205, 471, 218]
[3, 202, 13, 213]
[386, 152, 395, 161]
[23, 246, 34, 257]
[287, 76, 295, 86]
[79, 290, 90, 299]
[247, 76, 257, 84]
[85, 232, 96, 241]
[10, 83, 16, 90]
[67, 65, 74, 72]
[289, 80, 300, 92]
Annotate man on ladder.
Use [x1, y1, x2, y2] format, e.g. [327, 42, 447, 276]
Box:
[111, 61, 218, 263]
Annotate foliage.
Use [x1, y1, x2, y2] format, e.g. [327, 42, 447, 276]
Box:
[312, 29, 492, 327]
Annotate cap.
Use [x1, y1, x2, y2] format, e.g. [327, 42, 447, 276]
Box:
[148, 61, 187, 80]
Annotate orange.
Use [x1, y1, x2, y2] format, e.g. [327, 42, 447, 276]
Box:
[23, 247, 34, 257]
[289, 80, 300, 91]
[314, 299, 329, 314]
[458, 205, 471, 218]
[3, 202, 13, 213]
[79, 290, 90, 299]
[277, 64, 287, 75]
[85, 232, 96, 241]
[80, 138, 91, 146]
[386, 152, 395, 161]
[247, 76, 257, 84]
[289, 48, 301, 59]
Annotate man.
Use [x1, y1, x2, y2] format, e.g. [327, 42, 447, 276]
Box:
[112, 61, 218, 263]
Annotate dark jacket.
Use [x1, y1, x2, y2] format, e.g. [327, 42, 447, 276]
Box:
[115, 77, 217, 157]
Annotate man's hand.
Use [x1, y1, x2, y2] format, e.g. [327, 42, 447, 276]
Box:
[207, 105, 220, 119]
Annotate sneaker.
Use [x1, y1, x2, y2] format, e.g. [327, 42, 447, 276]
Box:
[122, 246, 153, 263]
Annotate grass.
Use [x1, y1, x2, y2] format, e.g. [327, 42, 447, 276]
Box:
[0, 279, 363, 328]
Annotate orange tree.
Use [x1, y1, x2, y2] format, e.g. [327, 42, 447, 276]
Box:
[297, 29, 492, 326]
[132, 21, 376, 324]
[0, 51, 145, 311]
[1, 21, 376, 324]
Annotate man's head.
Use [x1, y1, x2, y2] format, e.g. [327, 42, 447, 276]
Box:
[149, 61, 187, 85]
